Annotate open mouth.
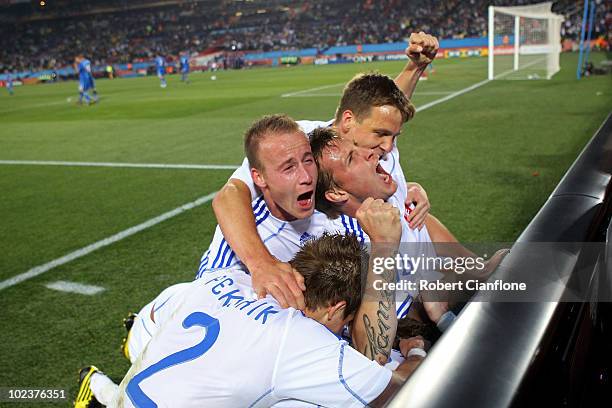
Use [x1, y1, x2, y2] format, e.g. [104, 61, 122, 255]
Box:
[297, 190, 314, 209]
[375, 163, 392, 184]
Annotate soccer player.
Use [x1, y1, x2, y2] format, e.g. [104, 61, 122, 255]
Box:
[4, 70, 14, 95]
[308, 126, 509, 323]
[196, 114, 463, 364]
[309, 125, 480, 267]
[211, 32, 439, 312]
[195, 110, 423, 283]
[155, 55, 167, 88]
[179, 52, 190, 83]
[196, 114, 318, 278]
[74, 55, 98, 105]
[75, 220, 428, 407]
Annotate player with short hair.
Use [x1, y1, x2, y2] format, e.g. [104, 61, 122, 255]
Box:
[155, 55, 167, 88]
[75, 221, 426, 407]
[211, 32, 440, 314]
[74, 55, 98, 105]
[196, 113, 460, 364]
[179, 52, 190, 83]
[198, 114, 317, 293]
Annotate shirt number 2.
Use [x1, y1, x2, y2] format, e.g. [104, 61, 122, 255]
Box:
[126, 312, 220, 407]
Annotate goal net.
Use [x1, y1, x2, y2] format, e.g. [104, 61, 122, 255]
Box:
[488, 2, 564, 80]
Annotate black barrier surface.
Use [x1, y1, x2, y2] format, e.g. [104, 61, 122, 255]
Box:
[364, 242, 612, 303]
[387, 113, 612, 408]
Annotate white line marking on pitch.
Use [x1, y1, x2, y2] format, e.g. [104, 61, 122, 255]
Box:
[416, 57, 546, 113]
[0, 191, 218, 292]
[285, 78, 495, 110]
[282, 57, 546, 109]
[45, 280, 105, 295]
[285, 91, 454, 98]
[0, 100, 69, 114]
[0, 160, 239, 170]
[1, 57, 548, 293]
[281, 82, 345, 97]
[415, 79, 490, 112]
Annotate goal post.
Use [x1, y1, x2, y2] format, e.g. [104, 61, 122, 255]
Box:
[488, 2, 564, 80]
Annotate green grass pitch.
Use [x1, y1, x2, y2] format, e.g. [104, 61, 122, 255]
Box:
[0, 52, 610, 405]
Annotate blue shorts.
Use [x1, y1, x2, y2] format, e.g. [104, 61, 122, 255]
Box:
[79, 80, 93, 92]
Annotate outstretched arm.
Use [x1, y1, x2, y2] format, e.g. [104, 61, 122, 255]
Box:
[394, 32, 439, 99]
[370, 337, 427, 406]
[212, 179, 305, 309]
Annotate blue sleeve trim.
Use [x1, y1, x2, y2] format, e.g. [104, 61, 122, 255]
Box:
[211, 240, 227, 269]
[353, 219, 365, 242]
[396, 295, 413, 319]
[348, 217, 356, 234]
[256, 210, 270, 226]
[338, 342, 369, 406]
[247, 387, 274, 408]
[200, 198, 266, 276]
[253, 198, 267, 217]
[140, 318, 153, 338]
[153, 296, 172, 313]
[340, 215, 350, 234]
[224, 251, 236, 267]
[196, 250, 210, 278]
[218, 243, 233, 268]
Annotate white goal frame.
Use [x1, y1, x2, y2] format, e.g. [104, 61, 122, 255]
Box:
[488, 2, 564, 80]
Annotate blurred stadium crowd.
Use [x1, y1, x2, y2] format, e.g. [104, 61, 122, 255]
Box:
[1, 0, 610, 73]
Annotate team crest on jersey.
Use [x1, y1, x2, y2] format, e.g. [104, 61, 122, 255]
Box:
[300, 232, 313, 245]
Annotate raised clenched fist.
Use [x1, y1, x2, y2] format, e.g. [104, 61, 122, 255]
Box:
[406, 32, 439, 68]
[355, 197, 402, 244]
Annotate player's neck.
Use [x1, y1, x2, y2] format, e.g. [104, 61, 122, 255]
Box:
[338, 196, 361, 219]
[263, 194, 297, 222]
[303, 308, 341, 335]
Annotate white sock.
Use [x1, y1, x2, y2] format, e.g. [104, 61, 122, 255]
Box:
[90, 372, 119, 406]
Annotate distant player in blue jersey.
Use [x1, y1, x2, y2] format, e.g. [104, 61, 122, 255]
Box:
[74, 55, 98, 105]
[155, 55, 167, 88]
[4, 70, 14, 95]
[179, 52, 190, 83]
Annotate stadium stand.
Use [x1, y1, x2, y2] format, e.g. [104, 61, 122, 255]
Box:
[1, 0, 609, 73]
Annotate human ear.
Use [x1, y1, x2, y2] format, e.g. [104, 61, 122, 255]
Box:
[328, 301, 347, 321]
[324, 187, 349, 205]
[251, 168, 267, 189]
[340, 110, 355, 134]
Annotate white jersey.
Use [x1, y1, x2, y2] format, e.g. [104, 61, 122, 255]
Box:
[196, 193, 434, 318]
[113, 268, 391, 408]
[211, 118, 437, 317]
[126, 283, 190, 363]
[196, 195, 360, 277]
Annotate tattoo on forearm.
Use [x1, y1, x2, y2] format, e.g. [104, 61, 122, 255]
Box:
[362, 284, 394, 362]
